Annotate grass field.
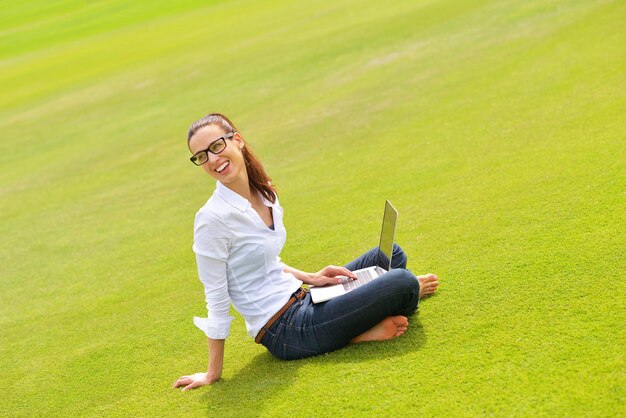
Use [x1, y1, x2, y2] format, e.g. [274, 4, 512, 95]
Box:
[1, 0, 624, 416]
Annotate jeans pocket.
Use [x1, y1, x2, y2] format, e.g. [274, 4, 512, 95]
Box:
[265, 322, 283, 355]
[282, 301, 302, 325]
[279, 323, 321, 360]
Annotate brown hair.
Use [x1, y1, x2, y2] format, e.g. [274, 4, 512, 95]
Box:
[187, 113, 277, 203]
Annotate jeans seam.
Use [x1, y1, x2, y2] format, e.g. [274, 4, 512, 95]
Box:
[282, 342, 318, 354]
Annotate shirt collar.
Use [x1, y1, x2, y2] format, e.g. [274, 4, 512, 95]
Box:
[259, 192, 275, 207]
[216, 181, 275, 212]
[216, 181, 251, 212]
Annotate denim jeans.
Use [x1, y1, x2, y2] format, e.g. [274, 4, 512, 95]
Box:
[260, 244, 420, 360]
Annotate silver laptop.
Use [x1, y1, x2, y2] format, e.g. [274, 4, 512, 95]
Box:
[310, 200, 398, 304]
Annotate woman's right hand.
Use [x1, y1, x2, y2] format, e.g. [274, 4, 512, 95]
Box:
[309, 265, 357, 286]
[172, 372, 220, 391]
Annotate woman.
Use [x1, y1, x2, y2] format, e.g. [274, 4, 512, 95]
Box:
[172, 113, 439, 391]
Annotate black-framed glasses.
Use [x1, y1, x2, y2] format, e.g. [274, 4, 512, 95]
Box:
[190, 132, 236, 166]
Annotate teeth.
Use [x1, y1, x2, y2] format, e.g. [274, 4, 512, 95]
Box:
[216, 161, 229, 173]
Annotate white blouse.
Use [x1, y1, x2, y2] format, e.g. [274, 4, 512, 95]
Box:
[192, 181, 302, 340]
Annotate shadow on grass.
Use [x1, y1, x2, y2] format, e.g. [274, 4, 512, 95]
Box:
[201, 351, 301, 414]
[201, 317, 426, 413]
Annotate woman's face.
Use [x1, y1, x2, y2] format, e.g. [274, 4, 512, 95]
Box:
[188, 124, 247, 185]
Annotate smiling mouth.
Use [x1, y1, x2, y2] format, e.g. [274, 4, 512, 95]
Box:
[215, 161, 230, 173]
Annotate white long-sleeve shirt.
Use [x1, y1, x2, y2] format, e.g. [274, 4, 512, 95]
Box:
[192, 181, 302, 340]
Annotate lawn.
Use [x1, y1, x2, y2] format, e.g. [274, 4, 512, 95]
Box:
[1, 0, 624, 416]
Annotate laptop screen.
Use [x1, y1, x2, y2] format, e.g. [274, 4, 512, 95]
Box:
[378, 200, 398, 270]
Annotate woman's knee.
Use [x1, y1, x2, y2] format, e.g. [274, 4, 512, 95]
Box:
[381, 269, 419, 315]
[386, 268, 418, 293]
[391, 244, 408, 269]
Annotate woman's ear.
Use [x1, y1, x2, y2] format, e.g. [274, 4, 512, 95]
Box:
[233, 132, 245, 149]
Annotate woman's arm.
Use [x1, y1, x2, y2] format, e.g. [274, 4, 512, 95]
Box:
[283, 264, 357, 286]
[173, 211, 232, 392]
[207, 337, 225, 380]
[172, 338, 224, 391]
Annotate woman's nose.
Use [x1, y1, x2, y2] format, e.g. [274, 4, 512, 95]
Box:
[207, 151, 220, 165]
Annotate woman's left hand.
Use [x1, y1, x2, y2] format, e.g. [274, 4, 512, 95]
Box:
[308, 265, 357, 286]
[172, 372, 220, 391]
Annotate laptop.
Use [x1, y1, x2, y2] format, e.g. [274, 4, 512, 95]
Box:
[310, 200, 398, 304]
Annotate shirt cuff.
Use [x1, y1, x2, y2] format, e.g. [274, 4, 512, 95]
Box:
[192, 315, 235, 339]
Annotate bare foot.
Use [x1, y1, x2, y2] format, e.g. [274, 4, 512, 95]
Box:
[418, 273, 439, 298]
[350, 316, 409, 343]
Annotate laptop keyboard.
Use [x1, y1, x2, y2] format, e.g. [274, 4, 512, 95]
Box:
[343, 268, 377, 292]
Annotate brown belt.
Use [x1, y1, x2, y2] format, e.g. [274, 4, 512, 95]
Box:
[255, 288, 308, 344]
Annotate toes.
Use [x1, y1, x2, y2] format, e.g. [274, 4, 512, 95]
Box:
[391, 316, 408, 326]
[425, 284, 438, 293]
[419, 282, 440, 298]
[425, 281, 439, 290]
[417, 274, 439, 283]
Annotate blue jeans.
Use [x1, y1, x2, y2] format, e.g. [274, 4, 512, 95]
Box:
[260, 244, 420, 360]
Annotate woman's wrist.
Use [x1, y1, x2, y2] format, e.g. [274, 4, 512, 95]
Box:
[206, 370, 221, 381]
[302, 272, 315, 283]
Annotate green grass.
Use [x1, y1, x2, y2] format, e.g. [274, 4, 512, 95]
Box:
[1, 0, 624, 416]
